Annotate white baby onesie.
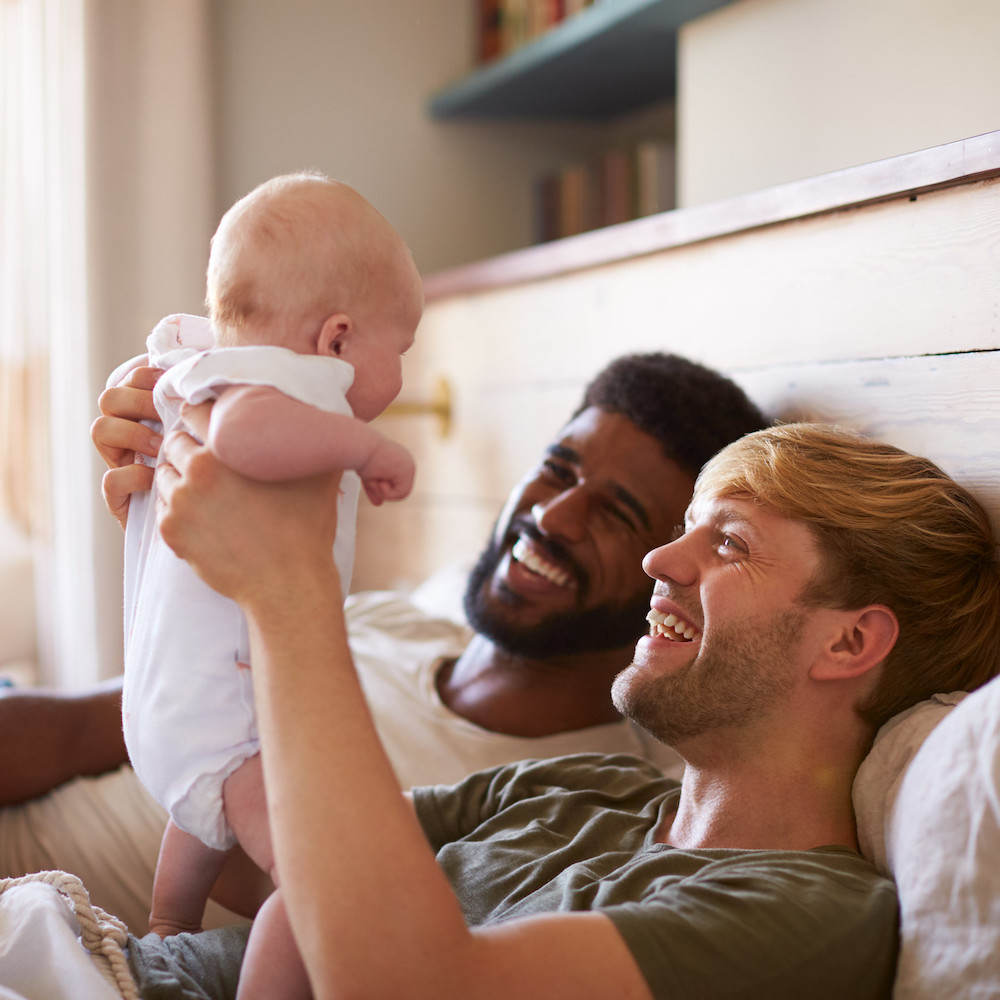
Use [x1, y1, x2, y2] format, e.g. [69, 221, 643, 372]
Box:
[122, 313, 359, 849]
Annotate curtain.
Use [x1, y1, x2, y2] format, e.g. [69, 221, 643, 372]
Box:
[0, 0, 214, 687]
[1, 0, 92, 686]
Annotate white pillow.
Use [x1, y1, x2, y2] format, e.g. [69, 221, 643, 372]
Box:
[853, 690, 966, 876]
[0, 877, 127, 999]
[889, 676, 1000, 1000]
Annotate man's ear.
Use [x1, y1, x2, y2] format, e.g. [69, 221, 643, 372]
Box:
[317, 313, 353, 358]
[809, 605, 899, 682]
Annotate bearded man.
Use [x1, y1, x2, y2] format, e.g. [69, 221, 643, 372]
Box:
[0, 352, 765, 931]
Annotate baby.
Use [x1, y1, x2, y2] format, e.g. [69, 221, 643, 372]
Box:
[121, 173, 423, 999]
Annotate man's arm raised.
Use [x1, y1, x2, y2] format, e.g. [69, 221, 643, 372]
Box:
[156, 429, 652, 1000]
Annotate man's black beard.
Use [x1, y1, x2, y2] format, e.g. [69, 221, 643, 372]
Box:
[462, 533, 650, 659]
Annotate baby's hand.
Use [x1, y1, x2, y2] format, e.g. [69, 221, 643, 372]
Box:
[360, 438, 415, 506]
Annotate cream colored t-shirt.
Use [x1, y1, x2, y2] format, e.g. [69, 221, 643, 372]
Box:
[346, 590, 676, 789]
[0, 590, 680, 932]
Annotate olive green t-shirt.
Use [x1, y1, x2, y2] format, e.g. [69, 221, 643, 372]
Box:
[412, 753, 898, 1000]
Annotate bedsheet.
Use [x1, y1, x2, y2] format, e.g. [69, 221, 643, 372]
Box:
[0, 872, 134, 999]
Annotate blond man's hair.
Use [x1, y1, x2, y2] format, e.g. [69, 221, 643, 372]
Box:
[696, 422, 1000, 730]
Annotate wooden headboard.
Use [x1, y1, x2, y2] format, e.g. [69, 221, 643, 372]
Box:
[354, 131, 1000, 593]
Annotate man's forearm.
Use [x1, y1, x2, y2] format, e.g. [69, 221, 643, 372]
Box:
[0, 677, 127, 805]
[243, 560, 474, 998]
[245, 577, 652, 1000]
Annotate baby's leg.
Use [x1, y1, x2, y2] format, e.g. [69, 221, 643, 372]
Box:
[223, 753, 273, 873]
[224, 757, 312, 999]
[209, 842, 274, 919]
[236, 889, 312, 1000]
[150, 818, 228, 937]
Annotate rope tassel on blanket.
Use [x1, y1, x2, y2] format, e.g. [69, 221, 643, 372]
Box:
[0, 870, 138, 999]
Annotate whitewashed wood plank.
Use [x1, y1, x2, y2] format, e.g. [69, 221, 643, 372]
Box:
[733, 351, 1000, 535]
[416, 176, 1000, 380]
[360, 351, 1000, 591]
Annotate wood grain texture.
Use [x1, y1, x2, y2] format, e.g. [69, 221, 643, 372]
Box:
[733, 351, 1000, 538]
[354, 350, 1000, 592]
[352, 142, 1000, 593]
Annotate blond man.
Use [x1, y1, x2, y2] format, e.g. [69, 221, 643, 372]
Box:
[131, 422, 1000, 998]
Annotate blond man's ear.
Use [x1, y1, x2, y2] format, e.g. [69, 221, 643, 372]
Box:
[809, 605, 899, 682]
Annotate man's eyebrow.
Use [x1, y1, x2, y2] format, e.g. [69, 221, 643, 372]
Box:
[695, 500, 758, 535]
[610, 483, 651, 530]
[547, 443, 580, 463]
[713, 502, 756, 526]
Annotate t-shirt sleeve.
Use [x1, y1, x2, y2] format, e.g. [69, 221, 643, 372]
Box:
[606, 849, 899, 1000]
[411, 761, 527, 851]
[411, 753, 668, 852]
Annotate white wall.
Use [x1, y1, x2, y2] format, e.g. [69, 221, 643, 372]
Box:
[82, 0, 999, 669]
[209, 0, 628, 275]
[677, 0, 1000, 206]
[81, 1, 667, 681]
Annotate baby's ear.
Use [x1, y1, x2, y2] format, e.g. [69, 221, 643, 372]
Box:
[317, 313, 353, 357]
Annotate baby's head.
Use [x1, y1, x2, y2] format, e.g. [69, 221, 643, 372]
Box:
[207, 172, 423, 420]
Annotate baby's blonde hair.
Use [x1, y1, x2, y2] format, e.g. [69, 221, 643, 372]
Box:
[206, 172, 416, 346]
[696, 422, 1000, 730]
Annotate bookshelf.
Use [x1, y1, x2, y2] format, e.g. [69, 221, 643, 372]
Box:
[428, 0, 735, 119]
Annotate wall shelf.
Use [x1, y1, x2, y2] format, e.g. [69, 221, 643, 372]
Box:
[428, 0, 733, 119]
[423, 131, 1000, 299]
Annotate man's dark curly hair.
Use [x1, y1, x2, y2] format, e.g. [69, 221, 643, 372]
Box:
[574, 353, 768, 479]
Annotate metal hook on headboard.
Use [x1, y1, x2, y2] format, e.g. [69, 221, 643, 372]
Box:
[383, 376, 453, 438]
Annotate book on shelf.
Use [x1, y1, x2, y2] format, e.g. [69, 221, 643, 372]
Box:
[533, 140, 676, 244]
[475, 0, 595, 64]
[477, 0, 504, 62]
[635, 140, 675, 218]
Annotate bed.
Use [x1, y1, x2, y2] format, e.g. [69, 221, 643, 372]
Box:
[1, 130, 998, 999]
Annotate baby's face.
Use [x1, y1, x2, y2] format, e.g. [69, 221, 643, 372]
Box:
[344, 320, 416, 421]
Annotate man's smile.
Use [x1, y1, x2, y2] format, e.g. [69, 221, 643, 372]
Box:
[511, 536, 577, 589]
[646, 607, 701, 642]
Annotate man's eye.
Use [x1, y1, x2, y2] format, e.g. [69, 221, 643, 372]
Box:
[603, 503, 637, 532]
[720, 534, 748, 555]
[541, 460, 574, 484]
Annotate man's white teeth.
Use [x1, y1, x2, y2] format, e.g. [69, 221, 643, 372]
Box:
[646, 608, 700, 642]
[512, 538, 573, 587]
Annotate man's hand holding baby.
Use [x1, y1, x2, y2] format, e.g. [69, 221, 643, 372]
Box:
[91, 363, 164, 530]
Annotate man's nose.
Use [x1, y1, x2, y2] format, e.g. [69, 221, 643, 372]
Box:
[642, 534, 698, 586]
[531, 487, 588, 544]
